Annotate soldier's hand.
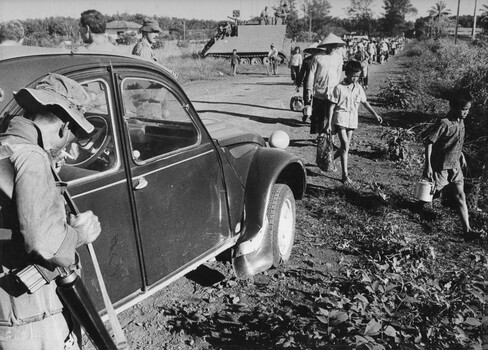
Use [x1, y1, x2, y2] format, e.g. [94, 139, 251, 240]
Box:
[70, 210, 101, 246]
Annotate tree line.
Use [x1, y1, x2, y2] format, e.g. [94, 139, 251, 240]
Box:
[13, 0, 488, 47]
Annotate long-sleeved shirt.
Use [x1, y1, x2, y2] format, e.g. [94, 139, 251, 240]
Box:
[132, 36, 158, 62]
[306, 52, 343, 101]
[0, 116, 79, 326]
[289, 53, 303, 67]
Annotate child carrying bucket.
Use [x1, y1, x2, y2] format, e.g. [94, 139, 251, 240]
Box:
[423, 89, 483, 242]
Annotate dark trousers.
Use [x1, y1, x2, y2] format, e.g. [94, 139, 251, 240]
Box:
[310, 97, 332, 135]
[290, 66, 300, 82]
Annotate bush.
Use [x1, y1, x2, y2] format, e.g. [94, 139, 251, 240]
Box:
[381, 38, 488, 128]
[380, 37, 488, 187]
[116, 32, 138, 46]
[177, 40, 190, 48]
[404, 47, 423, 57]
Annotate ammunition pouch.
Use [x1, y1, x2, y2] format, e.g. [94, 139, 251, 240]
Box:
[15, 254, 81, 294]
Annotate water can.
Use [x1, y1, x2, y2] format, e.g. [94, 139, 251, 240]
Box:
[414, 180, 435, 202]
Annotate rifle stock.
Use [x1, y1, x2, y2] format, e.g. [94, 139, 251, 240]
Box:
[56, 271, 118, 350]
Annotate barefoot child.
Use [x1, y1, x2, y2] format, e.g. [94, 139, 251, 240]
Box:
[326, 60, 382, 186]
[423, 90, 482, 242]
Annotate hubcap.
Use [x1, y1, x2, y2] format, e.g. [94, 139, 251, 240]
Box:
[277, 198, 294, 255]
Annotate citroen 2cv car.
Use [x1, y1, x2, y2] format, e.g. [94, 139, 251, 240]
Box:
[0, 46, 306, 313]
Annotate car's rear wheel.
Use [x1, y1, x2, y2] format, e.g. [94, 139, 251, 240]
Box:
[267, 184, 296, 267]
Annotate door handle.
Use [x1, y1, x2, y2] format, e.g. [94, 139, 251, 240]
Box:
[134, 177, 148, 190]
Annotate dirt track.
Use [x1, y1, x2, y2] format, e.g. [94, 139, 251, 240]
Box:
[87, 55, 408, 349]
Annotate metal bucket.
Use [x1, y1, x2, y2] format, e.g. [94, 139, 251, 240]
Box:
[414, 180, 435, 202]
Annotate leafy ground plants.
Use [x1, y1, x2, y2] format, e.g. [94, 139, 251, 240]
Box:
[300, 185, 488, 350]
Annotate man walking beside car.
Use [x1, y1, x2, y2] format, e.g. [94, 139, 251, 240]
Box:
[132, 18, 162, 62]
[0, 73, 101, 349]
[77, 9, 116, 52]
[306, 33, 345, 136]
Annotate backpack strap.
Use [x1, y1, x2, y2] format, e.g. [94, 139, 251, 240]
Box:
[0, 144, 15, 201]
[0, 143, 47, 201]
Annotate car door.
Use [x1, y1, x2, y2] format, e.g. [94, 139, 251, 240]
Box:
[58, 72, 144, 308]
[117, 71, 231, 286]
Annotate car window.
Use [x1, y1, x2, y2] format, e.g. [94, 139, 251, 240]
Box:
[60, 79, 119, 182]
[121, 78, 198, 163]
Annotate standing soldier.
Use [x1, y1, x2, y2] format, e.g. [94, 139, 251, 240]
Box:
[260, 6, 270, 25]
[132, 18, 163, 62]
[77, 9, 116, 52]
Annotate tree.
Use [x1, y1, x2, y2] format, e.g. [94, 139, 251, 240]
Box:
[480, 3, 488, 16]
[428, 1, 451, 20]
[302, 0, 333, 38]
[381, 0, 417, 36]
[284, 0, 303, 39]
[427, 1, 452, 36]
[480, 3, 488, 21]
[347, 0, 376, 36]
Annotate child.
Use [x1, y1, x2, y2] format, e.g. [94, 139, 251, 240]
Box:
[327, 60, 382, 186]
[289, 46, 302, 84]
[423, 90, 482, 242]
[230, 49, 240, 76]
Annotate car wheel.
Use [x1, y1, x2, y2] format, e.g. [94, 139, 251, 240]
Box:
[267, 184, 296, 267]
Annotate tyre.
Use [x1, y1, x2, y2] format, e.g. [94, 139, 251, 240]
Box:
[250, 57, 261, 65]
[239, 57, 250, 65]
[267, 184, 296, 267]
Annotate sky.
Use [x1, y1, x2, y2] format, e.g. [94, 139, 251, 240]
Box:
[0, 0, 482, 23]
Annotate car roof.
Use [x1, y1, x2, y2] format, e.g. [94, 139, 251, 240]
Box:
[0, 46, 176, 113]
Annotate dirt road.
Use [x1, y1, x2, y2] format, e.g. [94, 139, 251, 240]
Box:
[92, 56, 412, 350]
[186, 57, 399, 190]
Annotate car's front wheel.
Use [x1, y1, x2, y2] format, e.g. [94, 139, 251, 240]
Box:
[267, 184, 296, 267]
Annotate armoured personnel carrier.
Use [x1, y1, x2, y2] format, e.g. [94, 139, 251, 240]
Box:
[201, 22, 288, 65]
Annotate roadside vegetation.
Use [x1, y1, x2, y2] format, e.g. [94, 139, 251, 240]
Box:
[378, 38, 488, 187]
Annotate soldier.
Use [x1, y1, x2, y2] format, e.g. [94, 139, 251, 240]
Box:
[132, 18, 162, 62]
[77, 9, 116, 52]
[260, 6, 270, 25]
[0, 73, 101, 349]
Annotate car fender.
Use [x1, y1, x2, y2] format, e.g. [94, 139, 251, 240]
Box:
[232, 147, 306, 278]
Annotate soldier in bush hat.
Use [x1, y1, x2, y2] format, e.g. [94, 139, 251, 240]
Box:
[0, 73, 101, 349]
[132, 18, 162, 62]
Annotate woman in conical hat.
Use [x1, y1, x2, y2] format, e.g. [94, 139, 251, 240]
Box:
[305, 33, 345, 135]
